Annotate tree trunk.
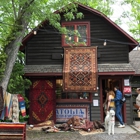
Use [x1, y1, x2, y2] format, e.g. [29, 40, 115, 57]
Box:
[0, 29, 27, 94]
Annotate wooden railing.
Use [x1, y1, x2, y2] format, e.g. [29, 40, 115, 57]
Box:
[0, 123, 26, 140]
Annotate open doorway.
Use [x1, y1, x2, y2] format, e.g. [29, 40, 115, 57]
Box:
[101, 77, 124, 122]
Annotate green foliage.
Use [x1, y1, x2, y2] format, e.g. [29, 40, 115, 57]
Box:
[7, 51, 32, 95]
[79, 0, 116, 17]
[0, 49, 7, 80]
[120, 0, 140, 42]
[19, 114, 29, 122]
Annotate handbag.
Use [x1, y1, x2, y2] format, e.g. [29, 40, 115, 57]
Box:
[121, 96, 126, 103]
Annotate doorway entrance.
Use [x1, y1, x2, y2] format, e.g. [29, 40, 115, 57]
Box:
[100, 77, 125, 122]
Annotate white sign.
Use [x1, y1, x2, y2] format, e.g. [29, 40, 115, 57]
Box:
[124, 79, 130, 86]
[93, 100, 99, 106]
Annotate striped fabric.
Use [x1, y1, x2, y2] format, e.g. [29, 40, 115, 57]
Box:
[18, 94, 26, 117]
[0, 92, 13, 120]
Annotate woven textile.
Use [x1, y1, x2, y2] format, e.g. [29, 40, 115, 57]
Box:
[18, 94, 26, 117]
[12, 94, 19, 123]
[63, 47, 97, 92]
[0, 92, 13, 120]
[29, 80, 56, 124]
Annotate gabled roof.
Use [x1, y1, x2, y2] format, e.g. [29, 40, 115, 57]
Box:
[129, 50, 140, 75]
[20, 3, 138, 51]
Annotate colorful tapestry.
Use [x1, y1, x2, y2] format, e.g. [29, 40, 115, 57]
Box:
[0, 92, 13, 120]
[12, 94, 19, 123]
[63, 47, 97, 92]
[18, 94, 26, 117]
[29, 80, 56, 124]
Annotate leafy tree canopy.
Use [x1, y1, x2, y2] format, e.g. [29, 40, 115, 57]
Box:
[120, 0, 140, 42]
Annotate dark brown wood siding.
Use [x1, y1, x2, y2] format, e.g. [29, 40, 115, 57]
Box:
[26, 8, 129, 65]
[90, 93, 101, 121]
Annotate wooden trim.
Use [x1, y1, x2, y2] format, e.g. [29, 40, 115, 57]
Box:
[24, 71, 135, 77]
[56, 92, 92, 103]
[98, 71, 135, 75]
[121, 78, 126, 123]
[100, 76, 127, 123]
[56, 99, 92, 103]
[24, 73, 62, 76]
[100, 78, 104, 123]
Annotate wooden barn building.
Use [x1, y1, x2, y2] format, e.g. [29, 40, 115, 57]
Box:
[20, 3, 139, 125]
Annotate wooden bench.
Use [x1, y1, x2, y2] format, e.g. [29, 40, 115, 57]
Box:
[0, 123, 26, 140]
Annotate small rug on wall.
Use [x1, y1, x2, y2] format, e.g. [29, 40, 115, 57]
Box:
[63, 47, 98, 92]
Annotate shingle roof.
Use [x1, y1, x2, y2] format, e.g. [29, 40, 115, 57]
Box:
[24, 65, 63, 73]
[98, 63, 134, 72]
[24, 63, 135, 74]
[129, 50, 140, 74]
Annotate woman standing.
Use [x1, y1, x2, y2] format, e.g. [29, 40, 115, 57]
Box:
[103, 87, 110, 115]
[106, 90, 115, 111]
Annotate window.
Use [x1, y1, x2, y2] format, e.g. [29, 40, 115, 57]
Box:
[56, 79, 90, 100]
[62, 22, 90, 46]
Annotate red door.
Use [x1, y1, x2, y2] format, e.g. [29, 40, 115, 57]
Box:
[29, 80, 56, 124]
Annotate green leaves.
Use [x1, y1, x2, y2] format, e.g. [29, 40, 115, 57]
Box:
[120, 0, 140, 42]
[7, 51, 32, 94]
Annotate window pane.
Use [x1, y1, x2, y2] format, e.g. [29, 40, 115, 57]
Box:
[56, 79, 89, 99]
[65, 26, 74, 44]
[56, 79, 63, 99]
[77, 25, 87, 43]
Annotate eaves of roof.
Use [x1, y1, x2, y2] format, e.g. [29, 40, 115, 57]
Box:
[24, 63, 135, 76]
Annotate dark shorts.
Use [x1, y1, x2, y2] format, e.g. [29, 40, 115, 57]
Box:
[109, 107, 115, 111]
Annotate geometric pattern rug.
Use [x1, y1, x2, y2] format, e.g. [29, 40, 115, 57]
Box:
[29, 80, 56, 125]
[63, 47, 98, 92]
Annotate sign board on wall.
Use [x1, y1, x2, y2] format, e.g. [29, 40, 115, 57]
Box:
[93, 100, 99, 106]
[56, 104, 90, 122]
[123, 86, 131, 93]
[124, 79, 130, 86]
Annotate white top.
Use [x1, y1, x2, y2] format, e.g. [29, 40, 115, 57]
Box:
[136, 94, 140, 106]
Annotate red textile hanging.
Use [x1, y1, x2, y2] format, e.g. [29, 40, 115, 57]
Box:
[29, 80, 56, 124]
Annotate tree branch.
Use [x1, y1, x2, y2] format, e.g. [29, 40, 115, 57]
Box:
[11, 0, 17, 20]
[19, 0, 35, 18]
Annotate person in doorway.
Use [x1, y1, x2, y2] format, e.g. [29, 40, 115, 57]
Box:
[106, 90, 115, 112]
[134, 88, 140, 110]
[103, 87, 110, 115]
[110, 86, 125, 128]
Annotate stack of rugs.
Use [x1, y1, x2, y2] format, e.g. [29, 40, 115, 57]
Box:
[28, 116, 105, 135]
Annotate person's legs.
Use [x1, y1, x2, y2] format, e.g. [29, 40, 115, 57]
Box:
[115, 104, 123, 125]
[119, 103, 123, 122]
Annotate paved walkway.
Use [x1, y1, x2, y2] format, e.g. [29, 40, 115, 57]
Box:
[26, 122, 140, 140]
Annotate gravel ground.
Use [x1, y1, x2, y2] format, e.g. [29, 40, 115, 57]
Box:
[26, 131, 140, 140]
